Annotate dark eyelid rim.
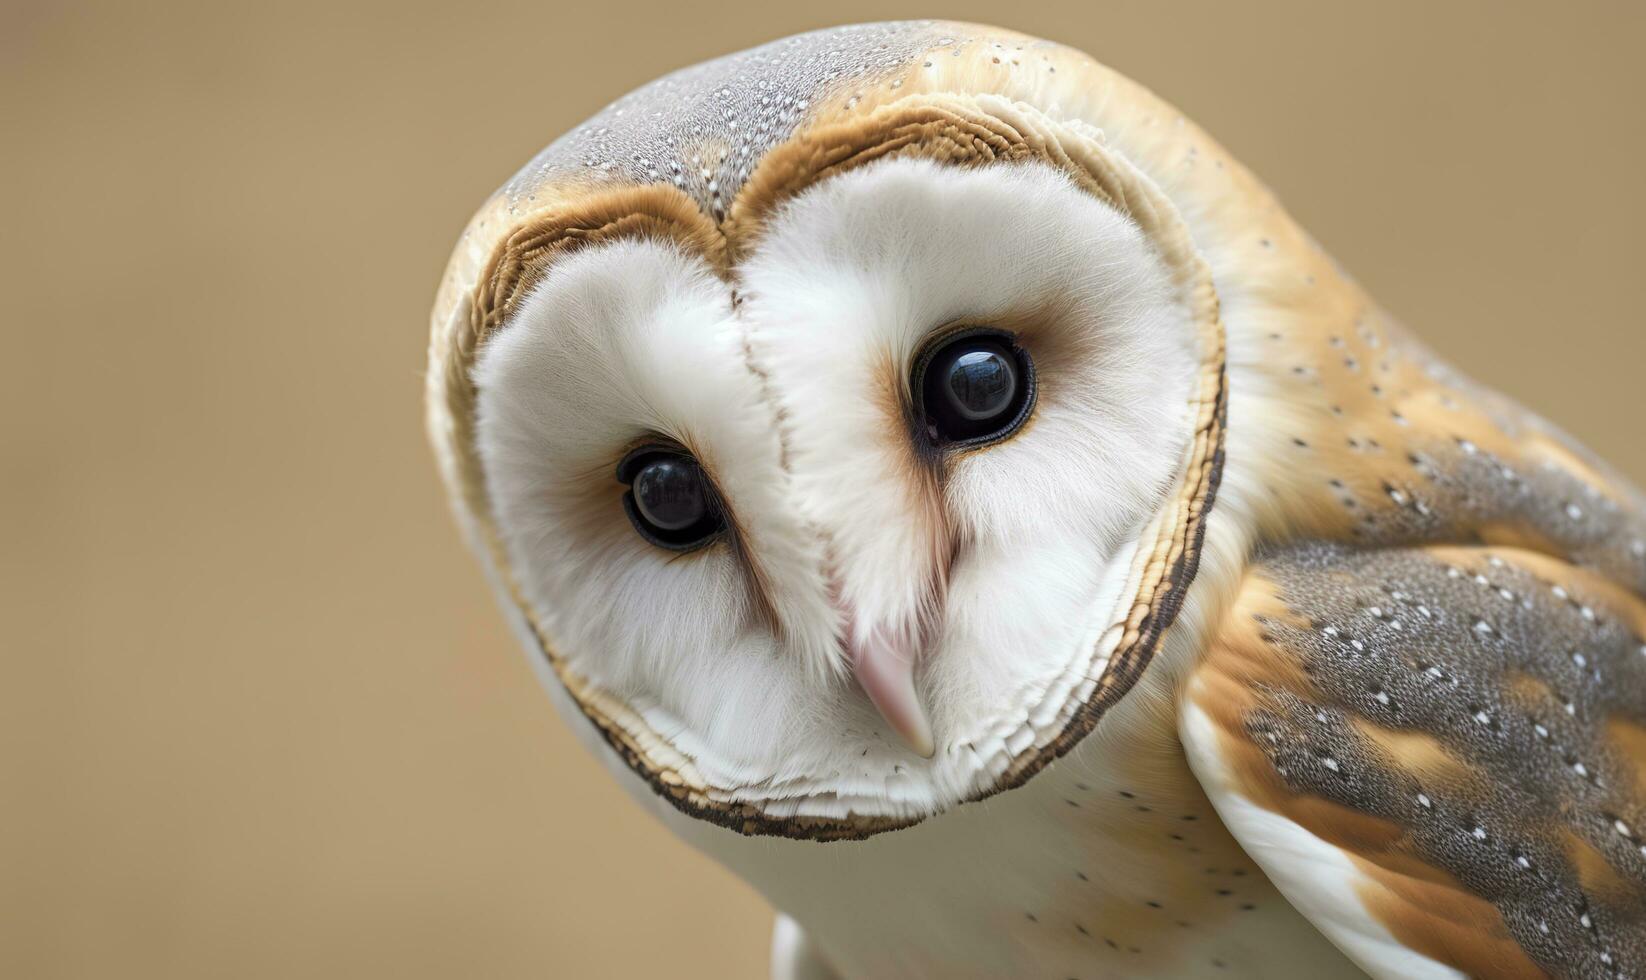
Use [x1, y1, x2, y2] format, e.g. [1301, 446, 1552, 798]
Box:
[910, 325, 1038, 451]
[615, 442, 727, 552]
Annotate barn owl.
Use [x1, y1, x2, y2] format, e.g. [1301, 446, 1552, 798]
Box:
[425, 20, 1646, 979]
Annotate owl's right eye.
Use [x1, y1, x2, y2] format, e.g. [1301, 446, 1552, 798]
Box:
[913, 328, 1037, 448]
[617, 447, 726, 551]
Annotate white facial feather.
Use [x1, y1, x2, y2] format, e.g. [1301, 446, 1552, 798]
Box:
[473, 157, 1200, 819]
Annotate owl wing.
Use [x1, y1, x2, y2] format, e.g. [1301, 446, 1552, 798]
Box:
[1179, 541, 1646, 979]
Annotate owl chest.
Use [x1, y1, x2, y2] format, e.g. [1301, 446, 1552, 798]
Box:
[711, 701, 1356, 979]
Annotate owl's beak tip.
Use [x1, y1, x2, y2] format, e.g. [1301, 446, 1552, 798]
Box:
[850, 632, 935, 759]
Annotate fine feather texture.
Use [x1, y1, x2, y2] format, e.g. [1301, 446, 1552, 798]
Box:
[472, 157, 1199, 818]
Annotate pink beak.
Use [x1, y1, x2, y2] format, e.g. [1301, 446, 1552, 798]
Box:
[849, 630, 935, 758]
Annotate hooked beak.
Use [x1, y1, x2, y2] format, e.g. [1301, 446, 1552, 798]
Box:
[848, 627, 935, 759]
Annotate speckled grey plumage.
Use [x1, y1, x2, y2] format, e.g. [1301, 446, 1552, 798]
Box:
[1308, 323, 1646, 597]
[500, 21, 1000, 219]
[1249, 542, 1646, 977]
[1354, 435, 1646, 595]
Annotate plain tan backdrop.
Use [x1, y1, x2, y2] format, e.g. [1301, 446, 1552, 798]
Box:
[4, 1, 1643, 977]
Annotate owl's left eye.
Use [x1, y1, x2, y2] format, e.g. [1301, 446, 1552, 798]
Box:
[617, 448, 725, 551]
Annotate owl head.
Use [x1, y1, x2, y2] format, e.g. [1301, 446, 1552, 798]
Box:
[428, 21, 1228, 840]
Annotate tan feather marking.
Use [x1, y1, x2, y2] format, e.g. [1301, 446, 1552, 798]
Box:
[1352, 872, 1545, 980]
[1188, 574, 1319, 814]
[1503, 669, 1557, 706]
[722, 95, 1120, 259]
[1606, 719, 1646, 795]
[1565, 829, 1636, 906]
[1474, 521, 1568, 557]
[1351, 720, 1476, 788]
[469, 185, 726, 345]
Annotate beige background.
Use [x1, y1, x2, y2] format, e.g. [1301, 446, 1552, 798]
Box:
[4, 1, 1643, 977]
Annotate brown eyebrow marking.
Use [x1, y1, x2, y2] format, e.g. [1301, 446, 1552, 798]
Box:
[468, 184, 728, 352]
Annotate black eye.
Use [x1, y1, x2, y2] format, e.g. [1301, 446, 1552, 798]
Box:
[617, 448, 725, 551]
[914, 328, 1035, 447]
